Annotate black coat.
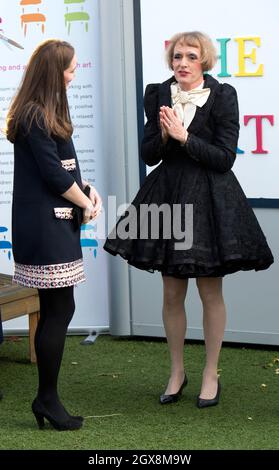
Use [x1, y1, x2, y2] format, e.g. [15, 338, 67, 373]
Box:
[12, 118, 83, 267]
[104, 74, 274, 277]
[141, 73, 239, 172]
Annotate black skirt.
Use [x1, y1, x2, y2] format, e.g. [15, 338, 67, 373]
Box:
[104, 157, 274, 278]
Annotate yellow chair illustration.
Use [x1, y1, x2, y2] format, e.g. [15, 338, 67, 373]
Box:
[20, 0, 46, 37]
[64, 0, 90, 35]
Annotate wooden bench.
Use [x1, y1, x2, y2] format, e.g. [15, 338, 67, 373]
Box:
[0, 274, 39, 363]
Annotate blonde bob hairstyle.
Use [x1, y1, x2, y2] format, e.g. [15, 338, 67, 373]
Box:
[166, 31, 217, 72]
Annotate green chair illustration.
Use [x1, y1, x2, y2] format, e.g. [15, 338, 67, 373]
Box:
[64, 0, 90, 34]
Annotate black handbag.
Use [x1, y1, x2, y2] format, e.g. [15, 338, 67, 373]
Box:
[72, 185, 91, 230]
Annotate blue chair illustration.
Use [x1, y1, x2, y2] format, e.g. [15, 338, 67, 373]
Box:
[80, 238, 98, 259]
[80, 224, 98, 258]
[0, 226, 12, 260]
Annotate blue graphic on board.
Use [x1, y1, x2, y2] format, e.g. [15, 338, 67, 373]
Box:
[0, 224, 98, 262]
[80, 223, 98, 259]
[0, 226, 12, 261]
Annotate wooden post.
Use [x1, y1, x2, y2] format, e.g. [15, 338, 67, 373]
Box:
[0, 274, 40, 363]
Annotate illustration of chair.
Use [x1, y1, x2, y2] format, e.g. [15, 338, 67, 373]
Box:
[64, 0, 90, 35]
[20, 0, 46, 37]
[80, 224, 98, 258]
[0, 227, 12, 261]
[80, 238, 98, 258]
[20, 0, 42, 5]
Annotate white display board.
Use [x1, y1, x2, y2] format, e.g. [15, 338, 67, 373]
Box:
[0, 0, 108, 331]
[140, 0, 278, 201]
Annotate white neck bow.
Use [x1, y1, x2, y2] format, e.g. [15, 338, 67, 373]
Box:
[171, 82, 211, 128]
[171, 83, 211, 107]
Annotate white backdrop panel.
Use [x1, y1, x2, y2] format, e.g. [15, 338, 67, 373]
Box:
[140, 0, 278, 199]
[0, 0, 108, 330]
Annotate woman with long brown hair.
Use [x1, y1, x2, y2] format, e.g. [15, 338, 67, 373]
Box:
[6, 39, 101, 430]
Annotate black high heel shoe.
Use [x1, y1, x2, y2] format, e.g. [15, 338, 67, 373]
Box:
[32, 398, 83, 431]
[61, 403, 83, 422]
[197, 379, 221, 408]
[160, 375, 188, 405]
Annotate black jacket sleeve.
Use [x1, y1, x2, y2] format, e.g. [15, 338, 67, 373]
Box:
[140, 84, 168, 167]
[24, 115, 75, 194]
[184, 84, 240, 173]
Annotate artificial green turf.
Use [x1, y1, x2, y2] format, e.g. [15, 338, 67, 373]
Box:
[0, 335, 278, 450]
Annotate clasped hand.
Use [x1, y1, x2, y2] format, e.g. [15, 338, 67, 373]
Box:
[82, 186, 102, 224]
[159, 106, 188, 144]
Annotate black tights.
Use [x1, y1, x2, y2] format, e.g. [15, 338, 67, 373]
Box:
[35, 287, 75, 419]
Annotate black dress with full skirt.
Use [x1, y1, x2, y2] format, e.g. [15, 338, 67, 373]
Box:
[104, 75, 274, 278]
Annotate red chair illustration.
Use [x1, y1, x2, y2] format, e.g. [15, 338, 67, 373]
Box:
[20, 0, 46, 37]
[64, 0, 90, 35]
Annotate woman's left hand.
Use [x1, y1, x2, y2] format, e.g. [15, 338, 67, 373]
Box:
[160, 106, 188, 144]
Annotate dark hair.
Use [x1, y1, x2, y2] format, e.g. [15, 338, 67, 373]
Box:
[166, 31, 217, 72]
[6, 39, 75, 142]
